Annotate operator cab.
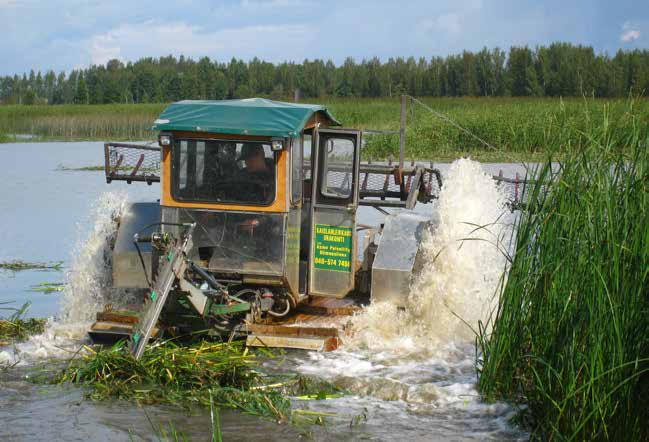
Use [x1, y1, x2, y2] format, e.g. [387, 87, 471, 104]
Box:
[172, 140, 276, 205]
[168, 138, 282, 277]
[153, 98, 351, 304]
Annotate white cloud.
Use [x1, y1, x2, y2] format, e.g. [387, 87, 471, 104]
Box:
[88, 33, 122, 65]
[416, 1, 485, 39]
[619, 20, 642, 44]
[418, 14, 463, 35]
[620, 20, 645, 44]
[82, 20, 312, 66]
[621, 29, 641, 42]
[435, 13, 463, 34]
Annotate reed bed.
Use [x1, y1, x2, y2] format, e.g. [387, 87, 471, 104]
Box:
[0, 103, 162, 141]
[477, 111, 649, 440]
[1, 98, 647, 161]
[348, 97, 649, 160]
[0, 318, 45, 343]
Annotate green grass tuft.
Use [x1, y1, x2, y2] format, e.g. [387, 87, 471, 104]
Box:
[0, 302, 47, 345]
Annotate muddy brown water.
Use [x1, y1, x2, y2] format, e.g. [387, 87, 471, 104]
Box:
[0, 142, 530, 441]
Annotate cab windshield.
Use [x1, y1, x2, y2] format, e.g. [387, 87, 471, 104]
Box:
[172, 139, 276, 205]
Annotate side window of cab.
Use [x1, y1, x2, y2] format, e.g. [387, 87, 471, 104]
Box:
[291, 136, 303, 205]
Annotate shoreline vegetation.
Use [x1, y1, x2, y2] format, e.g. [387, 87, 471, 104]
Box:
[478, 115, 648, 439]
[1, 96, 647, 162]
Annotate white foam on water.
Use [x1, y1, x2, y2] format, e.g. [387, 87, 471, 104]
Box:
[350, 158, 510, 352]
[0, 319, 88, 365]
[1, 192, 129, 366]
[293, 159, 517, 433]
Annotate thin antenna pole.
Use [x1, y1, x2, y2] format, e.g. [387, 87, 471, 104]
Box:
[399, 94, 406, 169]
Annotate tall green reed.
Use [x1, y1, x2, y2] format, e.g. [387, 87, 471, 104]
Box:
[477, 102, 649, 440]
[1, 98, 647, 162]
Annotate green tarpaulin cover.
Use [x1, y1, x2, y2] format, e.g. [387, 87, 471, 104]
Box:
[152, 98, 340, 137]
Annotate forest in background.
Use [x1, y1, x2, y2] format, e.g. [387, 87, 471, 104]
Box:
[1, 42, 649, 106]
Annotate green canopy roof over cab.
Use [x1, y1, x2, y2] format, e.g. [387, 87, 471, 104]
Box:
[152, 98, 340, 137]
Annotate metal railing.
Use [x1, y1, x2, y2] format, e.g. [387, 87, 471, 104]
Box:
[104, 142, 161, 184]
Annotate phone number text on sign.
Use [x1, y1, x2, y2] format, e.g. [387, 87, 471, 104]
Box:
[313, 224, 352, 272]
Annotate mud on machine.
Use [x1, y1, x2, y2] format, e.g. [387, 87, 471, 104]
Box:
[92, 98, 442, 358]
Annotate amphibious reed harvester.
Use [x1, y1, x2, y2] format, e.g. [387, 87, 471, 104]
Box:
[92, 98, 442, 358]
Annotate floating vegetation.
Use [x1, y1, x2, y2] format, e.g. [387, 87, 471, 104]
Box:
[0, 302, 46, 344]
[0, 260, 64, 272]
[58, 339, 342, 425]
[56, 165, 105, 171]
[478, 117, 649, 439]
[28, 282, 66, 293]
[56, 164, 158, 173]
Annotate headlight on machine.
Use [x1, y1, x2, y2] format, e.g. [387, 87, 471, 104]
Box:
[159, 135, 171, 146]
[271, 138, 284, 151]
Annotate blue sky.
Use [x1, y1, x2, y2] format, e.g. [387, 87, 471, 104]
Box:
[1, 0, 647, 76]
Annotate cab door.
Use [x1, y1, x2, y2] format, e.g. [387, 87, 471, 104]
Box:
[309, 128, 361, 298]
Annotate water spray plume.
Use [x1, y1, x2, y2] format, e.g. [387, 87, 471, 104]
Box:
[59, 191, 129, 324]
[350, 158, 511, 353]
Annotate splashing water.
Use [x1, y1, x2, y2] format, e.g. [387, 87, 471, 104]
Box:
[59, 191, 129, 324]
[292, 159, 520, 439]
[1, 192, 129, 365]
[350, 158, 511, 354]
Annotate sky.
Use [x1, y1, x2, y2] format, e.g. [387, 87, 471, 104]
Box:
[0, 0, 647, 76]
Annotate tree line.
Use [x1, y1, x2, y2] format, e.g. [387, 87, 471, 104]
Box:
[1, 42, 648, 105]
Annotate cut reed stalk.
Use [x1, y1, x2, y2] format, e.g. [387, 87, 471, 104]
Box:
[57, 339, 342, 425]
